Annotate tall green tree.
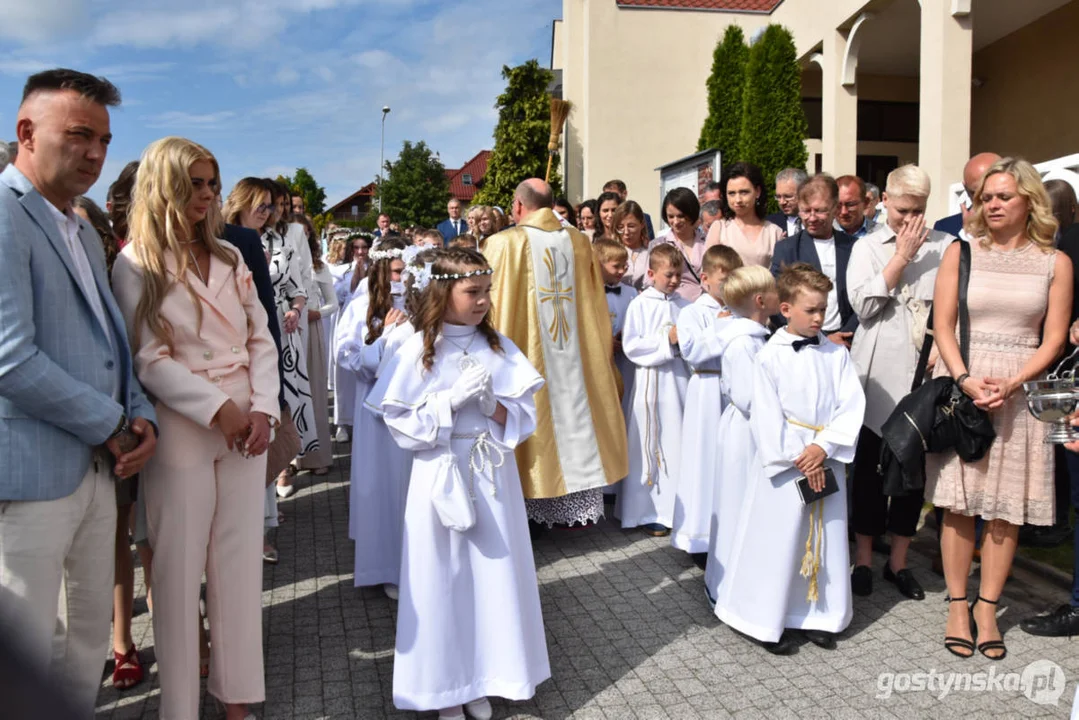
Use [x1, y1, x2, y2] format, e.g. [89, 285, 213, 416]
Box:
[475, 59, 562, 210]
[275, 168, 328, 214]
[738, 24, 809, 212]
[378, 140, 450, 227]
[697, 25, 749, 160]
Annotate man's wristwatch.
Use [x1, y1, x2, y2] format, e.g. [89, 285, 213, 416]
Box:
[108, 414, 130, 441]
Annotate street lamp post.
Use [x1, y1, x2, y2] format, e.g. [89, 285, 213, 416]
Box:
[379, 105, 390, 211]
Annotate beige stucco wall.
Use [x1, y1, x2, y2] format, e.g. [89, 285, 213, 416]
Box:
[557, 0, 769, 219]
[970, 0, 1079, 163]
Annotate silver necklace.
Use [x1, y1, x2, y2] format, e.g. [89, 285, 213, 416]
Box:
[188, 248, 208, 285]
[444, 331, 480, 371]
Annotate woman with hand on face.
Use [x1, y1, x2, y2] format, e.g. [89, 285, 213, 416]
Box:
[706, 162, 784, 269]
[927, 158, 1073, 662]
[111, 138, 280, 720]
[846, 165, 954, 604]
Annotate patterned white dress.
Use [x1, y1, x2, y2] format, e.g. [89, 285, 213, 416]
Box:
[263, 229, 318, 457]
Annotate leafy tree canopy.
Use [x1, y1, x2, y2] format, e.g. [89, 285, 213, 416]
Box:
[378, 140, 451, 228]
[475, 59, 562, 210]
[697, 25, 749, 161]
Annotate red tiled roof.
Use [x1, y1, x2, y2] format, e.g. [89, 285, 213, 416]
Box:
[615, 0, 781, 11]
[326, 182, 377, 214]
[445, 150, 491, 203]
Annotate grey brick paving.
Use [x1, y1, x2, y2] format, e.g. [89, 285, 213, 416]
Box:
[95, 436, 1079, 718]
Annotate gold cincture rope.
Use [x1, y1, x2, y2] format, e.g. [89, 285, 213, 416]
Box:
[788, 417, 826, 603]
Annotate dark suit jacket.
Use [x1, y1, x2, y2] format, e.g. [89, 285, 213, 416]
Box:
[769, 229, 859, 334]
[437, 218, 466, 244]
[934, 212, 963, 238]
[765, 212, 795, 235]
[223, 223, 286, 408]
[644, 213, 655, 241]
[1058, 224, 1079, 330]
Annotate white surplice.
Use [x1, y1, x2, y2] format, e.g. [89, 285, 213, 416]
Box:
[615, 287, 690, 529]
[671, 293, 731, 553]
[714, 329, 865, 642]
[324, 261, 352, 392]
[606, 283, 638, 497]
[371, 325, 550, 712]
[704, 317, 770, 602]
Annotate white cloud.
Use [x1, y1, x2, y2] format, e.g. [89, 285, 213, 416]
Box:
[145, 110, 237, 129]
[0, 0, 86, 45]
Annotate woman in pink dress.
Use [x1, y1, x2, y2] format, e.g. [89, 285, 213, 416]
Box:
[705, 161, 784, 268]
[928, 158, 1072, 661]
[650, 187, 706, 302]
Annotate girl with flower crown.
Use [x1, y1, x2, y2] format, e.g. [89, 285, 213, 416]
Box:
[334, 237, 409, 597]
[365, 248, 550, 720]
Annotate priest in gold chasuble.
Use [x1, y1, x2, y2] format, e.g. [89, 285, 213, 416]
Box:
[483, 179, 629, 527]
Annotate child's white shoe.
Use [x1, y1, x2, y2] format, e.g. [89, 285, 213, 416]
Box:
[438, 706, 465, 720]
[383, 583, 399, 600]
[465, 697, 493, 719]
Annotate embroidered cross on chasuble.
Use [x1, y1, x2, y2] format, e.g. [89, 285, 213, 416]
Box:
[481, 209, 628, 499]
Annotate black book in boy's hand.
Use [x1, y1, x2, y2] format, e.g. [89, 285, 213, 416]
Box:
[795, 467, 839, 505]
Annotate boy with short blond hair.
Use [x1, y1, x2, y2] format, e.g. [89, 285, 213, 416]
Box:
[715, 263, 865, 654]
[670, 245, 744, 557]
[703, 265, 779, 604]
[616, 244, 690, 536]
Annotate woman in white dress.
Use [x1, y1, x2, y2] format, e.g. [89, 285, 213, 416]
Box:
[368, 248, 550, 720]
[333, 233, 371, 440]
[297, 230, 339, 474]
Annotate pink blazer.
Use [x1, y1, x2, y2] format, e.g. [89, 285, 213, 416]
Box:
[112, 243, 281, 428]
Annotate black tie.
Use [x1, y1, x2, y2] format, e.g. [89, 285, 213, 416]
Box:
[454, 220, 460, 234]
[792, 336, 820, 352]
[605, 285, 622, 295]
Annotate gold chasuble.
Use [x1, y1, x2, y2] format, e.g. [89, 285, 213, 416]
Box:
[483, 208, 628, 499]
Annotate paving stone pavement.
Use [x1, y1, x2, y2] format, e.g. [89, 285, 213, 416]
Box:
[95, 438, 1079, 719]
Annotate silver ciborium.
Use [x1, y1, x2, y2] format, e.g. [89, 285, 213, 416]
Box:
[1024, 348, 1079, 444]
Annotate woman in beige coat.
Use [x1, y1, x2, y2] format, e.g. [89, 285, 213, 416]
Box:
[112, 137, 280, 720]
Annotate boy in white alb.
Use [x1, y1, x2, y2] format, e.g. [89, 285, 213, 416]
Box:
[595, 239, 638, 503]
[670, 245, 743, 559]
[616, 244, 690, 536]
[703, 265, 779, 606]
[714, 263, 865, 654]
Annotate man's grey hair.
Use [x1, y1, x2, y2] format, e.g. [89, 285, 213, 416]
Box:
[865, 182, 881, 201]
[775, 167, 808, 188]
[514, 179, 553, 211]
[700, 200, 721, 216]
[0, 142, 12, 172]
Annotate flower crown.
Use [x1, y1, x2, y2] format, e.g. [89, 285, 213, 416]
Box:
[430, 268, 493, 281]
[369, 246, 404, 262]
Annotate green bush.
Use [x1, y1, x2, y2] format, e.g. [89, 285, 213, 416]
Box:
[697, 25, 748, 161]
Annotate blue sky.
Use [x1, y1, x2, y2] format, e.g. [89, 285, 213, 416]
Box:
[0, 0, 562, 208]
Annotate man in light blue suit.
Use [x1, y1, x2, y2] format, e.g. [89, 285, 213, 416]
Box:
[0, 69, 157, 715]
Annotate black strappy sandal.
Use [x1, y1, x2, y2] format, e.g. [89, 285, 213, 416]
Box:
[972, 595, 1007, 661]
[944, 595, 975, 658]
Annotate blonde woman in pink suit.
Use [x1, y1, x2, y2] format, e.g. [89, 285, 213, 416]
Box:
[111, 137, 280, 720]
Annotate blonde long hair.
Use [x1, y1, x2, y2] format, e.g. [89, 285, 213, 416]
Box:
[223, 177, 271, 228]
[128, 136, 238, 351]
[966, 157, 1058, 253]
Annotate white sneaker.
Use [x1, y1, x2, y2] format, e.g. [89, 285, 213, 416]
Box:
[465, 698, 492, 720]
[275, 484, 295, 499]
[438, 706, 465, 720]
[383, 583, 399, 600]
[334, 426, 351, 443]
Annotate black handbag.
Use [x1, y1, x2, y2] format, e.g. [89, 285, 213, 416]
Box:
[879, 240, 996, 497]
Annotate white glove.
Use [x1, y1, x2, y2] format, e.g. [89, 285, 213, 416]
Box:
[477, 373, 497, 417]
[450, 365, 488, 411]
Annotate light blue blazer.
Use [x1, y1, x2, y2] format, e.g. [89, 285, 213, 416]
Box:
[0, 165, 155, 501]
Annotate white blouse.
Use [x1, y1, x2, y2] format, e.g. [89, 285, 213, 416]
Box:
[847, 224, 955, 434]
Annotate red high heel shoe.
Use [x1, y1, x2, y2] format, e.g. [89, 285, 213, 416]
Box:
[112, 644, 144, 690]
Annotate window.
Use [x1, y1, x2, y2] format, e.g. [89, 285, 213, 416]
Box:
[463, 173, 473, 186]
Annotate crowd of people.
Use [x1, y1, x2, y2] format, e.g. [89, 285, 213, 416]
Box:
[2, 67, 1079, 720]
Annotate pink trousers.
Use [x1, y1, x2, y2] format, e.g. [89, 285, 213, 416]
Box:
[144, 378, 267, 719]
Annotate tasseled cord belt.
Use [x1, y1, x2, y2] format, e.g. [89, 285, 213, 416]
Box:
[787, 417, 826, 604]
[452, 432, 505, 498]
